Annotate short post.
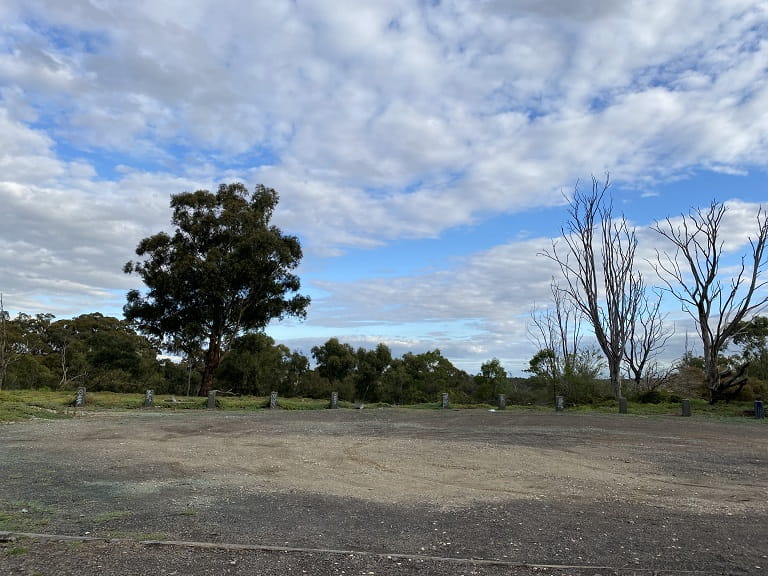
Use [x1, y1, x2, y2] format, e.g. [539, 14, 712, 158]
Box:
[270, 391, 278, 409]
[144, 389, 154, 408]
[755, 400, 764, 420]
[207, 390, 217, 410]
[681, 399, 691, 417]
[619, 398, 627, 414]
[330, 391, 338, 409]
[441, 393, 449, 409]
[555, 395, 564, 412]
[498, 394, 506, 410]
[75, 387, 86, 407]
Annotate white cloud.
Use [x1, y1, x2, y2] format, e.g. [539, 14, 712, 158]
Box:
[2, 0, 768, 370]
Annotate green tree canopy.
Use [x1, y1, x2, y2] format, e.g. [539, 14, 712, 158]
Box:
[731, 316, 768, 383]
[476, 358, 508, 403]
[732, 316, 768, 362]
[124, 183, 310, 396]
[312, 337, 356, 387]
[216, 332, 305, 396]
[354, 343, 392, 402]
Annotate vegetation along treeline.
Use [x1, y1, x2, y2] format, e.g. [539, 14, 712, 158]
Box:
[0, 311, 766, 406]
[2, 180, 768, 406]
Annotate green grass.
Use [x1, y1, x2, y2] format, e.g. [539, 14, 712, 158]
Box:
[0, 400, 72, 423]
[567, 397, 762, 420]
[1, 389, 764, 422]
[0, 501, 54, 531]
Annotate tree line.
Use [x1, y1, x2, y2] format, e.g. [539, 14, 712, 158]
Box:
[1, 305, 765, 405]
[3, 180, 768, 405]
[0, 309, 513, 402]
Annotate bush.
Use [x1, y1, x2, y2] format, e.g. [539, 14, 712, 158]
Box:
[637, 389, 668, 404]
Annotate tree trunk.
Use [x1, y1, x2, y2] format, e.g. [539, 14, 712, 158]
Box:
[199, 335, 222, 397]
[609, 357, 623, 400]
[707, 363, 720, 404]
[705, 356, 722, 404]
[702, 334, 720, 404]
[200, 362, 215, 397]
[59, 346, 68, 388]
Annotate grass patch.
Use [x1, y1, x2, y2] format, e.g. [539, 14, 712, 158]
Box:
[0, 501, 53, 531]
[566, 398, 762, 420]
[0, 390, 76, 422]
[1, 389, 765, 422]
[0, 401, 70, 423]
[213, 395, 352, 410]
[94, 510, 132, 523]
[268, 396, 338, 410]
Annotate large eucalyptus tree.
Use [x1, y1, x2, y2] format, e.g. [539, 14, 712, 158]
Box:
[124, 183, 310, 396]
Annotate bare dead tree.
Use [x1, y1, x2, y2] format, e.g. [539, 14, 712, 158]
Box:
[528, 280, 583, 401]
[542, 174, 644, 400]
[636, 360, 676, 394]
[652, 200, 768, 403]
[623, 287, 674, 390]
[529, 281, 583, 364]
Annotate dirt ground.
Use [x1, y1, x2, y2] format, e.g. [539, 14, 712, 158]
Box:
[0, 408, 766, 575]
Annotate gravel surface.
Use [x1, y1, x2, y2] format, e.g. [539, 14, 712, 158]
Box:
[1, 408, 766, 575]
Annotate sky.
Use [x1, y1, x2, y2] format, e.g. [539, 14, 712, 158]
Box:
[2, 0, 768, 376]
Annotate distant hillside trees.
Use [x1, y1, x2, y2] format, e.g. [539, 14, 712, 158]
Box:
[3, 308, 763, 404]
[475, 358, 509, 403]
[216, 332, 308, 396]
[0, 312, 164, 392]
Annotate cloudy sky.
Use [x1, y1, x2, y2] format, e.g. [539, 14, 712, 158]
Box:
[2, 0, 768, 375]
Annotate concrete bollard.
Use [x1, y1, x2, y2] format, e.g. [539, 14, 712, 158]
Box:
[269, 391, 278, 409]
[144, 389, 154, 408]
[555, 395, 564, 412]
[755, 400, 764, 420]
[498, 394, 506, 410]
[681, 399, 691, 417]
[441, 393, 449, 409]
[207, 390, 217, 410]
[330, 391, 338, 409]
[75, 387, 86, 407]
[619, 398, 627, 414]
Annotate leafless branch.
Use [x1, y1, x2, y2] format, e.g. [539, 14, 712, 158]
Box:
[652, 201, 768, 402]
